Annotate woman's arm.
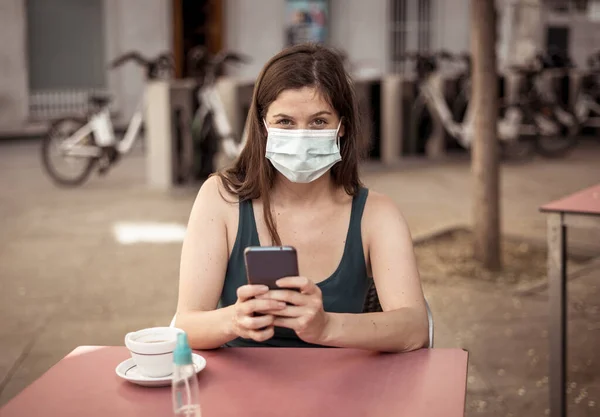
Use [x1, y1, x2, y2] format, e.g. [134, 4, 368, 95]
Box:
[175, 176, 237, 349]
[258, 193, 429, 352]
[175, 177, 286, 349]
[261, 191, 429, 352]
[322, 191, 429, 352]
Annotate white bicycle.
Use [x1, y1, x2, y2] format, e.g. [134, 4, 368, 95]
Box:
[407, 52, 579, 160]
[186, 47, 250, 178]
[41, 52, 173, 186]
[575, 85, 600, 126]
[574, 51, 600, 128]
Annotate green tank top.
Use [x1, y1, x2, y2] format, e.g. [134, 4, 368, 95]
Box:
[219, 187, 370, 348]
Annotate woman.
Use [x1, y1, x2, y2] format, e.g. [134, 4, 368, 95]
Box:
[176, 43, 429, 352]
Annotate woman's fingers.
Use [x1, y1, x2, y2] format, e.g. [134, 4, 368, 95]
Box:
[233, 281, 321, 343]
[247, 327, 275, 342]
[236, 284, 269, 302]
[276, 276, 317, 294]
[272, 317, 303, 331]
[239, 313, 275, 330]
[238, 298, 286, 316]
[263, 289, 308, 306]
[264, 305, 304, 318]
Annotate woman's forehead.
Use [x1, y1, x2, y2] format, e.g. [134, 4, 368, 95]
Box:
[266, 87, 335, 116]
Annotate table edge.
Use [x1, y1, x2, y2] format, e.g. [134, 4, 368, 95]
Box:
[539, 184, 600, 215]
[539, 207, 600, 216]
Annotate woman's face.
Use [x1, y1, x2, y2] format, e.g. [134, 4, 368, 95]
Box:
[264, 87, 345, 136]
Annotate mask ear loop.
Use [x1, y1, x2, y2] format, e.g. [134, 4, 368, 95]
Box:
[335, 119, 343, 147]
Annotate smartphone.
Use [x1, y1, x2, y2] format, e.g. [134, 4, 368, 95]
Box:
[244, 246, 299, 290]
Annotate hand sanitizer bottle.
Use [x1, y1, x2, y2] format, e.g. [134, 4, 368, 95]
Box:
[172, 333, 201, 417]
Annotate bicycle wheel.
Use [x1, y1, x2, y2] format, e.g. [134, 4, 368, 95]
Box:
[41, 118, 97, 186]
[499, 139, 536, 162]
[409, 96, 434, 155]
[534, 107, 579, 158]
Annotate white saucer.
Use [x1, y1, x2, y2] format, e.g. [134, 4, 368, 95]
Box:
[115, 353, 207, 387]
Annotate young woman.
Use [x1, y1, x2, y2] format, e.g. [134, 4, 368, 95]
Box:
[175, 43, 429, 352]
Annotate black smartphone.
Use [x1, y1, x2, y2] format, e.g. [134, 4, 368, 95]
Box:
[244, 246, 299, 290]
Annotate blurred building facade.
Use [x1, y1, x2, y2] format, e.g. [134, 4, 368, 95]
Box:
[0, 0, 170, 133]
[1, 0, 600, 133]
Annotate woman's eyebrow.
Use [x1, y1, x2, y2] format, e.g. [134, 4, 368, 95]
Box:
[310, 111, 332, 117]
[271, 110, 332, 118]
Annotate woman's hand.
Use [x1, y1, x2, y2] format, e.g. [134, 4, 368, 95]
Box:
[261, 277, 329, 345]
[231, 285, 287, 342]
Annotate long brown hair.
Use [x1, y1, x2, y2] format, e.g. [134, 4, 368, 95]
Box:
[217, 43, 368, 245]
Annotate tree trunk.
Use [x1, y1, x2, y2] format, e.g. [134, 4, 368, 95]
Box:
[471, 0, 501, 270]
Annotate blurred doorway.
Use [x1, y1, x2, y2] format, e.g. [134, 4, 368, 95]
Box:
[546, 26, 571, 107]
[172, 0, 225, 78]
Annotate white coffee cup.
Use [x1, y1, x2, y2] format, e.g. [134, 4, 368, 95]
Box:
[124, 327, 183, 378]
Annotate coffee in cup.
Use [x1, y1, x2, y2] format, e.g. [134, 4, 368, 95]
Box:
[124, 327, 184, 378]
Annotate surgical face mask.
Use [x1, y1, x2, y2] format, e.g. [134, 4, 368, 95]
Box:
[264, 120, 342, 183]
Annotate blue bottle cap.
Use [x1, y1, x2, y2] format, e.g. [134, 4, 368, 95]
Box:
[173, 332, 193, 366]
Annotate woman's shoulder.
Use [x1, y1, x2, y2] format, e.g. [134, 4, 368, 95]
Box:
[363, 188, 400, 211]
[191, 175, 239, 217]
[362, 189, 409, 231]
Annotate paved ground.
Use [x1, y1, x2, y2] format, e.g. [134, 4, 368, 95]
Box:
[0, 138, 599, 416]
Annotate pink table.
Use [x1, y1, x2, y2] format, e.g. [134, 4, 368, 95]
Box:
[0, 346, 468, 417]
[540, 184, 600, 417]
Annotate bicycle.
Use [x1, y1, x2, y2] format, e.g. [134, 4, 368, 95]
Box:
[41, 51, 174, 186]
[405, 51, 472, 153]
[406, 51, 534, 159]
[405, 51, 579, 160]
[574, 50, 600, 128]
[451, 50, 580, 158]
[186, 47, 251, 179]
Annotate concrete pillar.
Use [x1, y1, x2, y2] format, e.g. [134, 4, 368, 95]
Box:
[0, 0, 28, 130]
[145, 81, 175, 190]
[505, 71, 523, 106]
[381, 75, 404, 164]
[170, 79, 197, 184]
[145, 79, 197, 189]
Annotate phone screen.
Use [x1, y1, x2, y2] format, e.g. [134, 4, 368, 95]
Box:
[244, 246, 299, 289]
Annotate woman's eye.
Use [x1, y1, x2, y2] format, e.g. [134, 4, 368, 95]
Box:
[313, 119, 327, 126]
[275, 119, 292, 126]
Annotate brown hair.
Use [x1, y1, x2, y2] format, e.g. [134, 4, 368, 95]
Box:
[217, 43, 368, 245]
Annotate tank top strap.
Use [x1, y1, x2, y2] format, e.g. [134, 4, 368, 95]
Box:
[341, 187, 369, 270]
[350, 187, 369, 229]
[232, 198, 260, 256]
